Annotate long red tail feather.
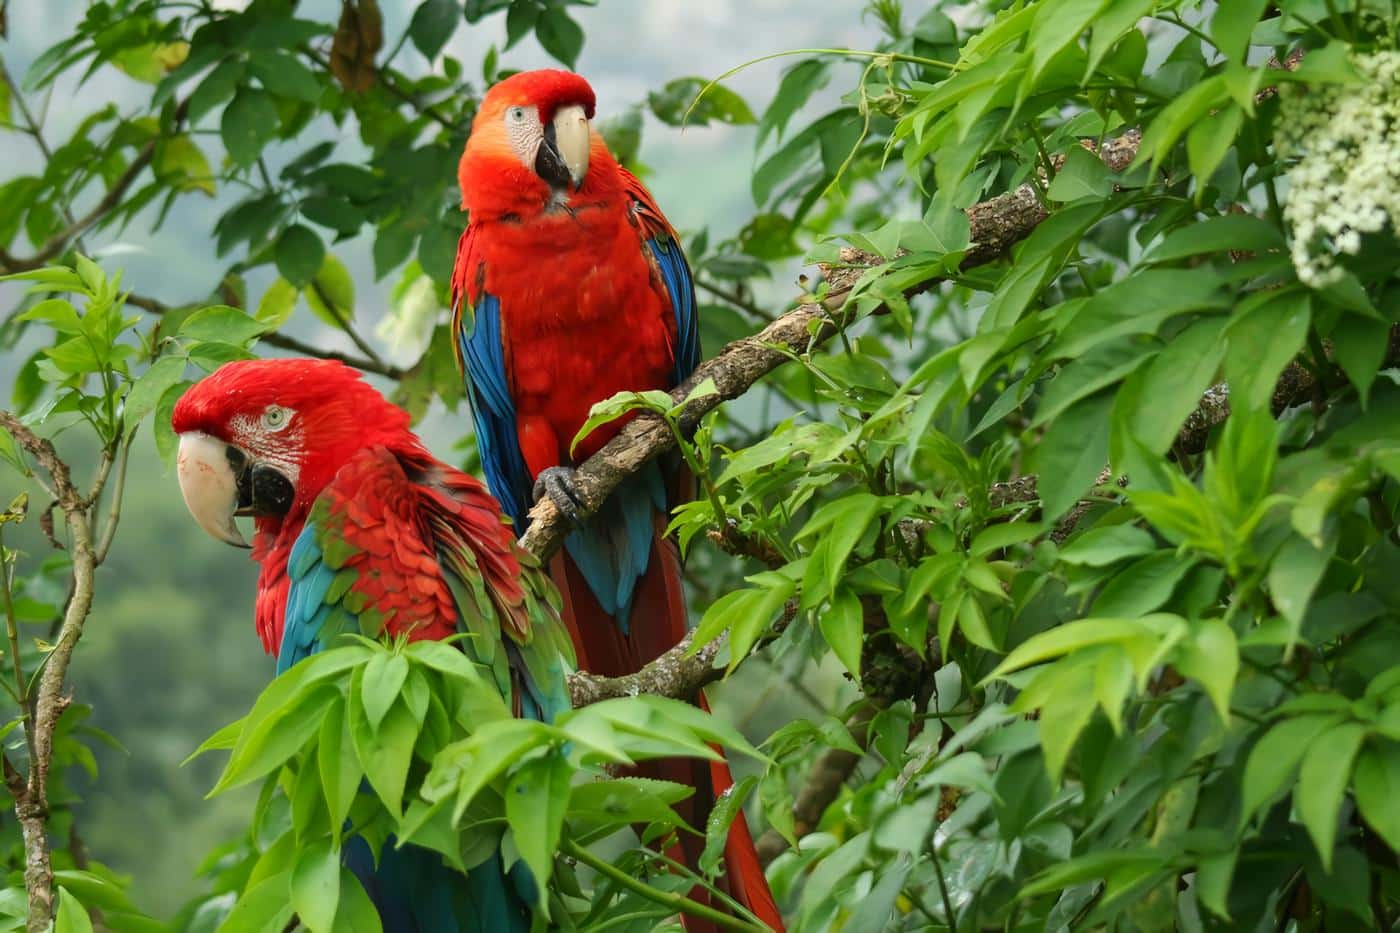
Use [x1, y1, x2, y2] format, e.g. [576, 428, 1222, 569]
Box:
[551, 526, 784, 930]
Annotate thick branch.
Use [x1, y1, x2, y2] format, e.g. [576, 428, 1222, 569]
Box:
[568, 630, 722, 706]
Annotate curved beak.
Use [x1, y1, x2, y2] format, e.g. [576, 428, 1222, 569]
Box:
[535, 104, 591, 190]
[176, 434, 294, 549]
[177, 432, 249, 548]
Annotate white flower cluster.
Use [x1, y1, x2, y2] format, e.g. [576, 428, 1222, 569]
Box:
[1277, 51, 1400, 288]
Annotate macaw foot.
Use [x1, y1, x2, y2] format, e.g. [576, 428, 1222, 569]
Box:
[533, 466, 586, 526]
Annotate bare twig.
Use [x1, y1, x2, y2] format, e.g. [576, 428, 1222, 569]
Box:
[0, 412, 106, 931]
[696, 278, 776, 323]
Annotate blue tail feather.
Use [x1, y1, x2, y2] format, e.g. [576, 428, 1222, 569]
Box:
[561, 462, 667, 631]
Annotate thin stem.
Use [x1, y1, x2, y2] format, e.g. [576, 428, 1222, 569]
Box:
[93, 441, 130, 566]
[684, 47, 956, 127]
[561, 838, 768, 932]
[696, 278, 774, 323]
[1159, 13, 1219, 52]
[308, 278, 390, 372]
[930, 839, 958, 929]
[302, 45, 458, 130]
[0, 527, 36, 767]
[125, 290, 407, 378]
[673, 427, 727, 526]
[638, 847, 764, 925]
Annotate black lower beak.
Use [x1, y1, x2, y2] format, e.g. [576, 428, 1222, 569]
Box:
[227, 446, 295, 518]
[534, 121, 572, 190]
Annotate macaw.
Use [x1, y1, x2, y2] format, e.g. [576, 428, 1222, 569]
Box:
[450, 69, 782, 930]
[171, 357, 574, 933]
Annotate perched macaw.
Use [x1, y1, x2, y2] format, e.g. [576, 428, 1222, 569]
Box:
[171, 357, 574, 933]
[450, 69, 782, 930]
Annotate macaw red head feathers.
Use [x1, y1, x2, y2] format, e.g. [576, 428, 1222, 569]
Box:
[458, 69, 619, 219]
[171, 358, 417, 545]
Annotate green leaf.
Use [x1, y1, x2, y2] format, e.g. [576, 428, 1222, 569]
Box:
[221, 86, 280, 166]
[819, 587, 864, 676]
[1142, 214, 1285, 265]
[178, 305, 269, 346]
[699, 775, 757, 876]
[957, 592, 997, 651]
[291, 839, 341, 933]
[408, 0, 458, 60]
[1033, 392, 1112, 520]
[353, 698, 418, 820]
[505, 751, 570, 905]
[360, 653, 408, 732]
[1032, 338, 1156, 427]
[276, 225, 325, 289]
[1210, 0, 1270, 63]
[249, 52, 321, 103]
[651, 77, 755, 128]
[758, 60, 828, 147]
[535, 8, 583, 68]
[153, 135, 215, 195]
[1240, 714, 1342, 826]
[1225, 290, 1310, 412]
[1058, 525, 1158, 566]
[1091, 551, 1194, 618]
[988, 615, 1180, 681]
[54, 887, 94, 933]
[122, 355, 187, 433]
[255, 278, 298, 328]
[331, 870, 382, 933]
[305, 254, 356, 327]
[1332, 312, 1390, 406]
[1186, 104, 1243, 186]
[1122, 315, 1227, 454]
[794, 492, 881, 593]
[1173, 619, 1238, 723]
[1354, 741, 1400, 853]
[17, 297, 84, 334]
[1045, 145, 1115, 202]
[212, 686, 339, 794]
[1268, 534, 1334, 648]
[570, 390, 668, 456]
[1055, 269, 1229, 358]
[319, 699, 360, 837]
[1297, 722, 1366, 871]
[220, 875, 295, 932]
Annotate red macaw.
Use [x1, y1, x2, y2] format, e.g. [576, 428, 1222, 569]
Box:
[450, 69, 782, 930]
[171, 357, 574, 933]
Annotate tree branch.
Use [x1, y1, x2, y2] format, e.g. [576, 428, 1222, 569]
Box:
[0, 411, 107, 931]
[125, 291, 407, 380]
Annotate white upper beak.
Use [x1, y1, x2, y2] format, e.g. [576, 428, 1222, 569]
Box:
[176, 432, 249, 548]
[553, 104, 591, 188]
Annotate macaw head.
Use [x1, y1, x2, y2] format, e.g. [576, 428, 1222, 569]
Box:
[171, 358, 415, 548]
[458, 68, 608, 218]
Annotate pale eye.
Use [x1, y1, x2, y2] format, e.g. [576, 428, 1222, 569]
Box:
[507, 106, 528, 124]
[261, 405, 291, 431]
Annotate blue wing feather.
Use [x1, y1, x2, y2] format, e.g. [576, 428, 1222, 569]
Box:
[458, 294, 532, 530]
[646, 233, 702, 384]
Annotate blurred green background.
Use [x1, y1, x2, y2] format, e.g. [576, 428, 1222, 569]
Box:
[0, 0, 875, 916]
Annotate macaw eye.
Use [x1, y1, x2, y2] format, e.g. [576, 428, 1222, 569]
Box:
[507, 106, 528, 124]
[261, 405, 292, 431]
